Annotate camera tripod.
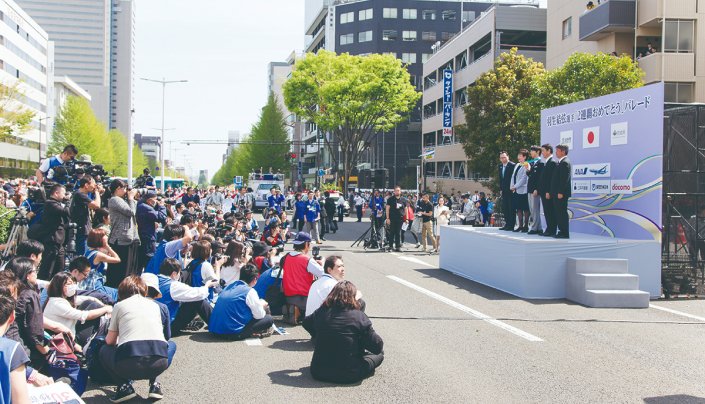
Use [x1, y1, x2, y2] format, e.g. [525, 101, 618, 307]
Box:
[1, 208, 29, 261]
[351, 215, 386, 250]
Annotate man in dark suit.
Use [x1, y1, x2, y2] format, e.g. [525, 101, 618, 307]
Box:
[550, 144, 572, 238]
[526, 146, 543, 235]
[498, 151, 516, 231]
[539, 144, 557, 237]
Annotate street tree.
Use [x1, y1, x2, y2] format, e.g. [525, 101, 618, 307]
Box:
[455, 49, 545, 186]
[284, 50, 420, 191]
[50, 96, 114, 167]
[242, 93, 290, 174]
[517, 52, 644, 137]
[0, 82, 34, 139]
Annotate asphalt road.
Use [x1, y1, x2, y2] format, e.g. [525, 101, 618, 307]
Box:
[83, 218, 705, 404]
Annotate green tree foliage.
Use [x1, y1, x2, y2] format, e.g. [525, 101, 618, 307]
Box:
[211, 93, 290, 186]
[517, 52, 644, 139]
[0, 82, 34, 138]
[284, 50, 420, 190]
[455, 49, 545, 185]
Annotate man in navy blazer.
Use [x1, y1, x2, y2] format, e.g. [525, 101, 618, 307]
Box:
[550, 144, 572, 239]
[538, 144, 557, 237]
[498, 151, 516, 231]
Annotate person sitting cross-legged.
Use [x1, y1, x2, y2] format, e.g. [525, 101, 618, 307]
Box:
[209, 264, 274, 340]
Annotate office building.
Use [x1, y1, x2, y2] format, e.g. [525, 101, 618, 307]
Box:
[54, 76, 91, 115]
[268, 61, 291, 114]
[0, 0, 51, 174]
[17, 0, 135, 135]
[421, 4, 546, 193]
[134, 133, 160, 161]
[304, 0, 523, 188]
[547, 0, 704, 103]
[222, 130, 241, 164]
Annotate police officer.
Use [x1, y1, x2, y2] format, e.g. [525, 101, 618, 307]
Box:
[35, 144, 78, 184]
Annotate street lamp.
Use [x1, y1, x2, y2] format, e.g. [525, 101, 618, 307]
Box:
[140, 77, 188, 192]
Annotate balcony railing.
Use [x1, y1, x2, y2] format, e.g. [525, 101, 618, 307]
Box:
[579, 0, 636, 41]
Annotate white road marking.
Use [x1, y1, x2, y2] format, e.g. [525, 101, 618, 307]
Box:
[650, 304, 705, 322]
[387, 275, 544, 342]
[398, 256, 436, 268]
[244, 338, 263, 346]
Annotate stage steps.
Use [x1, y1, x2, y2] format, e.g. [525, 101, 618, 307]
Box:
[566, 258, 649, 308]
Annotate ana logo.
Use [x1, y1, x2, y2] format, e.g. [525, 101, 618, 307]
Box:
[574, 167, 588, 176]
[573, 164, 611, 178]
[589, 165, 608, 175]
[583, 127, 600, 149]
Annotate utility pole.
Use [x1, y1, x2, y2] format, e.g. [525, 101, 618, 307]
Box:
[140, 77, 188, 193]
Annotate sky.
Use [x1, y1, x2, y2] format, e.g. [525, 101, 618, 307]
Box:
[133, 0, 305, 181]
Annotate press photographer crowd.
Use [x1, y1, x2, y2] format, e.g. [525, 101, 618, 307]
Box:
[0, 144, 390, 403]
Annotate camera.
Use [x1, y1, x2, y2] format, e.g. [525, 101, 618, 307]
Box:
[312, 246, 321, 260]
[275, 246, 285, 255]
[65, 222, 78, 254]
[214, 253, 229, 261]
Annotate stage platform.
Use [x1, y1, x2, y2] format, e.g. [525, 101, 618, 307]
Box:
[439, 226, 661, 299]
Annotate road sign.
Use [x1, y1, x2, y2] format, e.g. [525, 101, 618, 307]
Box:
[318, 169, 325, 177]
[234, 176, 243, 186]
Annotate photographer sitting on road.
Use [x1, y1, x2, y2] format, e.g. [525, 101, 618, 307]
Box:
[281, 232, 324, 318]
[156, 258, 216, 334]
[35, 144, 78, 184]
[305, 255, 364, 316]
[137, 191, 169, 268]
[209, 263, 274, 340]
[35, 184, 71, 280]
[134, 168, 155, 190]
[145, 224, 193, 275]
[70, 175, 103, 256]
[181, 240, 226, 303]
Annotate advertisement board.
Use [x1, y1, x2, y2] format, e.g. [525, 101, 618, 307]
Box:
[540, 83, 664, 241]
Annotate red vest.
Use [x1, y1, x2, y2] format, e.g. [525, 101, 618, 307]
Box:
[283, 254, 314, 297]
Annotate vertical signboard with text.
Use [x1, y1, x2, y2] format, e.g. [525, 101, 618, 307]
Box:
[540, 83, 664, 241]
[442, 69, 453, 138]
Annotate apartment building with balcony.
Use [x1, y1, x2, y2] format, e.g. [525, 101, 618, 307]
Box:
[421, 4, 546, 193]
[547, 0, 704, 103]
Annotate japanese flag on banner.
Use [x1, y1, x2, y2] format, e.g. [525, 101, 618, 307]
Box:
[582, 126, 600, 149]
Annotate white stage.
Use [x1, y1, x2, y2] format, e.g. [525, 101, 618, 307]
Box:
[439, 226, 661, 299]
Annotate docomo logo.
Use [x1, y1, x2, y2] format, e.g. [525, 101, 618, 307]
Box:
[610, 179, 633, 195]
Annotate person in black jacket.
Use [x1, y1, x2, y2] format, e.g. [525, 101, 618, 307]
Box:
[37, 184, 71, 280]
[550, 144, 572, 239]
[498, 151, 517, 230]
[303, 281, 384, 384]
[538, 144, 557, 237]
[323, 192, 338, 234]
[526, 146, 544, 235]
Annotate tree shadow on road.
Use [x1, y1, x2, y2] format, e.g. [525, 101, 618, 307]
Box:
[643, 395, 705, 404]
[268, 367, 362, 388]
[268, 338, 314, 352]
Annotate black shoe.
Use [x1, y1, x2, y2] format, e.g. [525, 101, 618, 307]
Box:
[394, 248, 402, 252]
[498, 226, 510, 231]
[541, 232, 556, 237]
[521, 227, 529, 233]
[320, 237, 327, 241]
[527, 230, 539, 235]
[149, 382, 164, 400]
[111, 383, 136, 403]
[512, 227, 521, 232]
[553, 233, 569, 239]
[182, 319, 205, 332]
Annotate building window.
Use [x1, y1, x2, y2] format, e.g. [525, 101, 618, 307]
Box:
[401, 53, 417, 64]
[457, 162, 466, 179]
[455, 51, 467, 71]
[454, 88, 467, 107]
[402, 9, 417, 19]
[441, 32, 452, 41]
[340, 11, 354, 24]
[470, 33, 492, 63]
[358, 30, 373, 43]
[383, 52, 397, 58]
[422, 10, 436, 20]
[402, 31, 417, 41]
[664, 20, 694, 53]
[383, 30, 397, 41]
[440, 162, 452, 177]
[359, 8, 373, 21]
[383, 8, 397, 19]
[562, 17, 572, 39]
[421, 53, 432, 63]
[423, 101, 437, 118]
[442, 10, 457, 21]
[340, 33, 354, 45]
[424, 71, 437, 89]
[422, 31, 436, 42]
[665, 82, 694, 103]
[462, 11, 475, 23]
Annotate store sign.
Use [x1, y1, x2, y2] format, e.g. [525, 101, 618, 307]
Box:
[442, 69, 453, 137]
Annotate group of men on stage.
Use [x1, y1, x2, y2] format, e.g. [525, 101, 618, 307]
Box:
[498, 143, 572, 239]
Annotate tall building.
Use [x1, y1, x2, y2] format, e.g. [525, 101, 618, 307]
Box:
[0, 0, 51, 174]
[134, 133, 160, 161]
[16, 0, 135, 136]
[53, 76, 91, 120]
[268, 61, 291, 113]
[547, 0, 704, 103]
[303, 0, 517, 188]
[421, 4, 546, 193]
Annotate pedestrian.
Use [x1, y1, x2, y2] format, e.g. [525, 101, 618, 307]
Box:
[354, 193, 364, 222]
[107, 179, 140, 285]
[36, 184, 71, 280]
[385, 186, 405, 252]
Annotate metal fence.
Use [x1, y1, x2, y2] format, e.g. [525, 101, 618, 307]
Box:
[662, 103, 705, 297]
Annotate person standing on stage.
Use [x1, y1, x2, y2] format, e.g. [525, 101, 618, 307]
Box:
[509, 149, 530, 232]
[550, 144, 572, 239]
[526, 146, 544, 235]
[539, 144, 557, 237]
[498, 151, 516, 231]
[384, 186, 405, 252]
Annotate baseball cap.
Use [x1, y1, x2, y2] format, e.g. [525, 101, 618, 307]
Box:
[292, 232, 312, 245]
[140, 273, 162, 298]
[251, 241, 271, 257]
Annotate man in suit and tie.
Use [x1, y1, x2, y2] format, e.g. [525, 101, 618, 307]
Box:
[550, 144, 572, 238]
[538, 144, 557, 237]
[498, 151, 516, 231]
[526, 146, 543, 235]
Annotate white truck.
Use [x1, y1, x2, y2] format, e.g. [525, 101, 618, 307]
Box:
[248, 172, 285, 212]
